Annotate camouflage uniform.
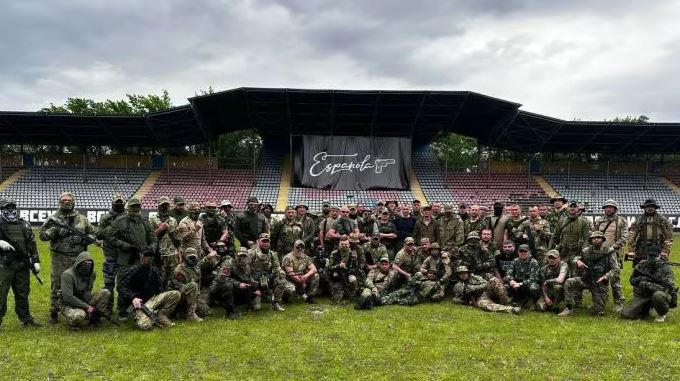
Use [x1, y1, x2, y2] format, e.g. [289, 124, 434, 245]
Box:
[436, 215, 463, 253]
[297, 214, 317, 249]
[545, 205, 568, 232]
[456, 233, 495, 280]
[178, 215, 211, 257]
[59, 252, 112, 327]
[95, 193, 126, 292]
[626, 201, 673, 267]
[39, 197, 96, 317]
[516, 217, 552, 263]
[419, 250, 453, 288]
[362, 241, 388, 269]
[208, 255, 242, 318]
[503, 216, 528, 247]
[413, 218, 439, 247]
[393, 247, 423, 278]
[593, 199, 629, 308]
[381, 272, 444, 305]
[355, 260, 398, 309]
[329, 247, 366, 302]
[549, 213, 590, 273]
[271, 218, 303, 259]
[563, 238, 619, 316]
[464, 217, 490, 236]
[169, 249, 204, 321]
[281, 248, 320, 299]
[149, 211, 179, 289]
[452, 270, 516, 313]
[505, 253, 540, 304]
[536, 257, 568, 312]
[248, 245, 286, 305]
[622, 255, 677, 321]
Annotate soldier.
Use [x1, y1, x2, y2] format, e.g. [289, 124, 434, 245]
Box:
[234, 196, 268, 249]
[559, 231, 619, 316]
[296, 203, 317, 249]
[438, 204, 464, 254]
[538, 204, 550, 219]
[536, 250, 568, 312]
[489, 201, 509, 246]
[355, 256, 398, 310]
[106, 197, 157, 317]
[480, 228, 500, 258]
[393, 237, 422, 283]
[169, 196, 189, 223]
[362, 233, 388, 272]
[249, 233, 286, 312]
[271, 206, 303, 259]
[281, 240, 319, 304]
[219, 199, 236, 233]
[318, 205, 339, 256]
[516, 205, 552, 264]
[593, 199, 629, 312]
[0, 199, 42, 328]
[419, 243, 453, 289]
[393, 205, 416, 249]
[230, 247, 261, 311]
[411, 199, 422, 219]
[177, 202, 212, 257]
[375, 209, 398, 259]
[329, 236, 366, 303]
[200, 199, 229, 247]
[626, 198, 673, 267]
[464, 204, 490, 235]
[503, 204, 527, 246]
[261, 204, 274, 232]
[117, 250, 181, 330]
[621, 246, 677, 322]
[358, 208, 378, 240]
[457, 203, 468, 221]
[505, 244, 540, 307]
[208, 250, 242, 320]
[545, 196, 568, 232]
[381, 269, 444, 306]
[549, 200, 590, 274]
[149, 196, 180, 289]
[95, 192, 126, 293]
[452, 266, 521, 314]
[60, 251, 112, 329]
[457, 232, 495, 280]
[39, 192, 96, 324]
[414, 237, 431, 263]
[169, 247, 204, 322]
[494, 240, 518, 281]
[413, 205, 439, 245]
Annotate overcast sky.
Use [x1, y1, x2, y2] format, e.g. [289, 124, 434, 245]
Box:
[2, 0, 680, 121]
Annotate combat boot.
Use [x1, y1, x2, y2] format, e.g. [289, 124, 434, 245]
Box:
[655, 315, 666, 323]
[251, 295, 262, 311]
[23, 319, 43, 328]
[186, 301, 203, 322]
[271, 302, 285, 312]
[558, 308, 573, 316]
[156, 314, 175, 328]
[511, 307, 522, 315]
[613, 302, 624, 314]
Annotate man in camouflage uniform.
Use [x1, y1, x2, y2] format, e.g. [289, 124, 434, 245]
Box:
[296, 204, 317, 249]
[414, 237, 431, 263]
[626, 198, 673, 267]
[169, 247, 204, 322]
[419, 243, 453, 289]
[178, 202, 213, 258]
[271, 206, 303, 259]
[219, 199, 236, 233]
[536, 250, 568, 312]
[413, 205, 439, 245]
[169, 196, 189, 223]
[622, 246, 677, 322]
[593, 199, 629, 312]
[0, 199, 42, 327]
[208, 248, 242, 320]
[503, 204, 527, 246]
[436, 204, 463, 253]
[329, 236, 366, 303]
[393, 237, 422, 284]
[452, 266, 520, 314]
[545, 196, 568, 232]
[60, 251, 112, 329]
[248, 233, 286, 311]
[516, 205, 552, 264]
[559, 231, 619, 316]
[362, 233, 388, 272]
[95, 192, 126, 293]
[200, 199, 229, 247]
[549, 200, 590, 274]
[234, 196, 268, 249]
[355, 256, 398, 310]
[106, 197, 157, 317]
[149, 196, 179, 289]
[505, 244, 540, 306]
[375, 209, 398, 259]
[464, 204, 490, 235]
[282, 240, 319, 304]
[318, 205, 339, 256]
[480, 228, 500, 258]
[118, 250, 181, 330]
[381, 269, 444, 305]
[456, 232, 495, 280]
[40, 192, 96, 323]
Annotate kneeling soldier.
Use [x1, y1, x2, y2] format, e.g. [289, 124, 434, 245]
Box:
[170, 247, 203, 322]
[60, 251, 112, 329]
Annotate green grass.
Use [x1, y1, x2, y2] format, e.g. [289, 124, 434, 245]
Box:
[1, 234, 680, 380]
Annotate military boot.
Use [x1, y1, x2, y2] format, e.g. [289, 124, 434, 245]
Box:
[186, 301, 203, 323]
[156, 314, 175, 328]
[271, 301, 285, 312]
[251, 295, 262, 311]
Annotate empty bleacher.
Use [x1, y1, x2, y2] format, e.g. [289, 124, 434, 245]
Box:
[445, 173, 550, 209]
[0, 168, 148, 209]
[412, 149, 456, 204]
[249, 146, 284, 208]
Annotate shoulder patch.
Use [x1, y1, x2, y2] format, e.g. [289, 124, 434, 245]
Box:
[175, 272, 186, 282]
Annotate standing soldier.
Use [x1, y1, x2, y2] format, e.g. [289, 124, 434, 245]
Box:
[318, 205, 339, 256]
[516, 205, 552, 264]
[0, 199, 42, 328]
[271, 206, 303, 260]
[355, 256, 398, 310]
[249, 233, 286, 312]
[59, 251, 112, 329]
[545, 196, 568, 232]
[503, 204, 527, 246]
[621, 247, 677, 322]
[464, 205, 490, 235]
[169, 196, 189, 223]
[437, 204, 463, 253]
[219, 199, 236, 232]
[626, 198, 673, 267]
[149, 196, 179, 289]
[169, 247, 204, 322]
[39, 192, 95, 324]
[593, 199, 628, 313]
[413, 205, 439, 245]
[200, 199, 229, 247]
[375, 209, 398, 259]
[177, 202, 213, 257]
[95, 192, 126, 293]
[549, 200, 590, 273]
[559, 231, 619, 316]
[235, 196, 268, 249]
[296, 204, 317, 249]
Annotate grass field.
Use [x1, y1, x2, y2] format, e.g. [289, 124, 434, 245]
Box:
[1, 234, 679, 380]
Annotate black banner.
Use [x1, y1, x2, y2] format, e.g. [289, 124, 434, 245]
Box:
[293, 135, 411, 190]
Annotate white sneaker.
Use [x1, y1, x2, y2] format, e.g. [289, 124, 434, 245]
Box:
[655, 315, 666, 323]
[558, 308, 573, 316]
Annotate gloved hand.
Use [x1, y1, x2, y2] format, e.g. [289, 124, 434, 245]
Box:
[58, 228, 70, 237]
[33, 263, 41, 274]
[0, 240, 15, 251]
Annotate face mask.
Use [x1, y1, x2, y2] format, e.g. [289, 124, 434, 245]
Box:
[185, 256, 198, 267]
[189, 211, 200, 220]
[206, 209, 216, 217]
[128, 209, 141, 217]
[77, 262, 93, 276]
[216, 246, 228, 256]
[158, 205, 170, 215]
[112, 203, 125, 213]
[494, 206, 503, 216]
[1, 208, 18, 223]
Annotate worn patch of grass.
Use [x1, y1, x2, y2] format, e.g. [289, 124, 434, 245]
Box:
[1, 233, 679, 380]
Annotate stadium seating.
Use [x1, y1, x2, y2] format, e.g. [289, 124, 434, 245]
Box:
[0, 167, 19, 185]
[544, 174, 680, 214]
[412, 149, 456, 204]
[249, 146, 284, 208]
[142, 169, 255, 210]
[445, 173, 550, 210]
[0, 168, 148, 209]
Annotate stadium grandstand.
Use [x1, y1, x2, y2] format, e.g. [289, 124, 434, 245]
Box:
[1, 87, 679, 224]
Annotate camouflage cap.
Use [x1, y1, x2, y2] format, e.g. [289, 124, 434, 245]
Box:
[422, 204, 432, 210]
[126, 198, 141, 207]
[550, 196, 567, 203]
[568, 200, 579, 207]
[157, 196, 171, 206]
[589, 231, 606, 241]
[220, 199, 233, 207]
[322, 199, 331, 206]
[456, 266, 470, 273]
[546, 249, 560, 258]
[187, 201, 201, 211]
[466, 231, 480, 241]
[259, 233, 270, 240]
[294, 239, 305, 247]
[247, 196, 259, 204]
[295, 203, 309, 210]
[428, 242, 441, 250]
[404, 237, 415, 244]
[237, 247, 249, 256]
[602, 199, 618, 209]
[0, 199, 16, 208]
[173, 196, 186, 204]
[379, 256, 390, 263]
[349, 234, 360, 243]
[204, 199, 218, 208]
[112, 192, 126, 203]
[640, 198, 659, 209]
[518, 244, 530, 252]
[444, 204, 454, 211]
[184, 247, 198, 258]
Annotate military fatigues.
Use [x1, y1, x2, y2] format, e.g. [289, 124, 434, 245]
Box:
[177, 216, 210, 257]
[419, 255, 453, 288]
[282, 252, 320, 298]
[200, 213, 227, 246]
[117, 264, 181, 330]
[622, 258, 677, 320]
[536, 261, 568, 312]
[271, 218, 303, 260]
[249, 246, 286, 304]
[505, 257, 540, 305]
[209, 257, 242, 316]
[593, 214, 628, 305]
[564, 245, 619, 315]
[318, 216, 337, 256]
[503, 217, 528, 247]
[95, 208, 125, 292]
[59, 252, 112, 327]
[381, 272, 444, 305]
[149, 213, 179, 289]
[436, 216, 463, 253]
[0, 217, 40, 325]
[516, 217, 552, 263]
[413, 218, 439, 248]
[549, 216, 590, 272]
[362, 242, 388, 269]
[457, 241, 496, 280]
[626, 213, 673, 267]
[545, 206, 568, 232]
[393, 249, 423, 280]
[39, 210, 95, 315]
[235, 210, 268, 246]
[329, 248, 366, 302]
[356, 267, 398, 309]
[170, 261, 204, 319]
[453, 275, 515, 313]
[464, 217, 490, 236]
[298, 215, 317, 249]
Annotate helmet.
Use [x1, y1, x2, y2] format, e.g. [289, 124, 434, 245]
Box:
[589, 231, 606, 241]
[602, 199, 618, 209]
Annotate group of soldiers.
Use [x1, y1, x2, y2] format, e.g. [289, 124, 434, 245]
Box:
[0, 191, 677, 331]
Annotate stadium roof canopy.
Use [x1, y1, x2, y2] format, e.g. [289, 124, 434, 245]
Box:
[2, 87, 680, 153]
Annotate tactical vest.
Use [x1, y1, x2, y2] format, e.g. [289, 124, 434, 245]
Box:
[251, 250, 275, 276]
[335, 218, 354, 236]
[582, 247, 611, 284]
[638, 214, 662, 242]
[0, 222, 28, 260]
[201, 215, 224, 244]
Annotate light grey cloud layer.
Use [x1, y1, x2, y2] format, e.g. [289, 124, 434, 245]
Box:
[2, 0, 679, 121]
